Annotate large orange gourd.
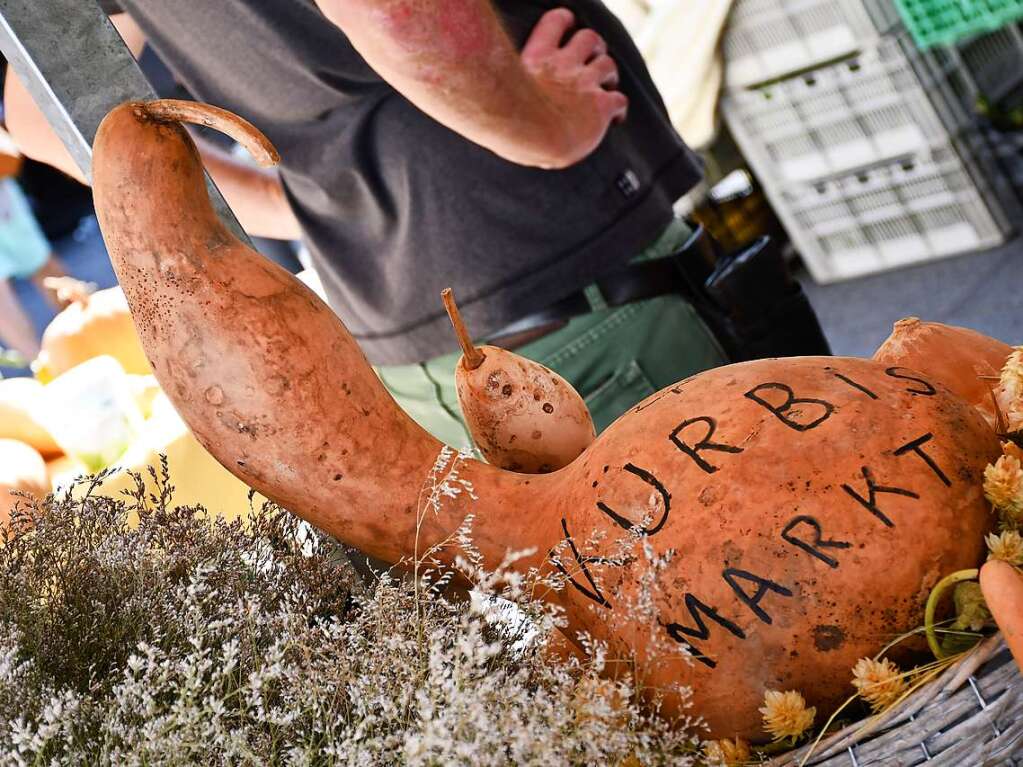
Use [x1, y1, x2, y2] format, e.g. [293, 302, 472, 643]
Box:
[92, 100, 1000, 739]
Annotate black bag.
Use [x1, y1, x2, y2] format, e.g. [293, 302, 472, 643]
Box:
[671, 228, 832, 363]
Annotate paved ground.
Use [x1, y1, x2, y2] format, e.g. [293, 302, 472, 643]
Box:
[802, 237, 1022, 357]
[4, 216, 1021, 378]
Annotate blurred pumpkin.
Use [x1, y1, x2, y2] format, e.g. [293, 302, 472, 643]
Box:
[126, 374, 162, 419]
[36, 284, 151, 381]
[0, 378, 60, 457]
[45, 454, 82, 488]
[51, 391, 265, 524]
[0, 438, 47, 524]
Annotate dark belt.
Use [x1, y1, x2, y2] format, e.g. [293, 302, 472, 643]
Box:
[487, 225, 719, 349]
[488, 225, 833, 362]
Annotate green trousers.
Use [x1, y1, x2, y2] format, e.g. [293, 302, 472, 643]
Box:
[376, 219, 728, 449]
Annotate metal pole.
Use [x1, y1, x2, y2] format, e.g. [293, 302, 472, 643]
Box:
[0, 0, 249, 242]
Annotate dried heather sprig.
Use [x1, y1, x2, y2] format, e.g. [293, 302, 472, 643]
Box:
[759, 689, 815, 742]
[0, 467, 701, 766]
[987, 530, 1023, 565]
[851, 657, 908, 713]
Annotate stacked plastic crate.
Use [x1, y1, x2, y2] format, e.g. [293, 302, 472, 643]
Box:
[720, 0, 1023, 282]
[918, 22, 1023, 191]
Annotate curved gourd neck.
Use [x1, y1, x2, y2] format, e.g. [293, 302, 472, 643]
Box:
[91, 100, 558, 571]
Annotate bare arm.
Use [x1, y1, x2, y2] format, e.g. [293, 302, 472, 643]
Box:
[192, 137, 301, 240]
[3, 14, 301, 240]
[314, 0, 627, 169]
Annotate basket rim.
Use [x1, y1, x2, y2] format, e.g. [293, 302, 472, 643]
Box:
[767, 632, 1009, 765]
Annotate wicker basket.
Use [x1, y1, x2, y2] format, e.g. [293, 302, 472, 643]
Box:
[768, 635, 1023, 766]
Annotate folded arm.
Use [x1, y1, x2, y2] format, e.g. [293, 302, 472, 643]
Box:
[314, 0, 627, 169]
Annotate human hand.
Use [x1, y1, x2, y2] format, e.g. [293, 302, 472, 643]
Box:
[520, 8, 628, 169]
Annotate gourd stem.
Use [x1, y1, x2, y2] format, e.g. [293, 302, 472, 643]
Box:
[924, 568, 979, 659]
[441, 288, 485, 370]
[139, 99, 279, 167]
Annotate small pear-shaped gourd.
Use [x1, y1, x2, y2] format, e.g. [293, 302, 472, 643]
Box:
[442, 288, 594, 473]
[0, 439, 47, 526]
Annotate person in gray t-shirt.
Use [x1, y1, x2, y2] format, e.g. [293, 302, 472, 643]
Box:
[5, 0, 728, 445]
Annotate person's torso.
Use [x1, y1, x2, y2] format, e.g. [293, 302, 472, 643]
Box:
[111, 0, 702, 363]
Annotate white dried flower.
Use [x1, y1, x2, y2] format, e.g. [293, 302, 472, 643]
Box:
[999, 347, 1023, 403]
[984, 454, 1023, 521]
[851, 657, 908, 712]
[760, 689, 815, 742]
[704, 737, 752, 765]
[996, 348, 1023, 435]
[987, 530, 1023, 565]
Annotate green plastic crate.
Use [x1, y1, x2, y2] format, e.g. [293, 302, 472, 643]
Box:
[894, 0, 1023, 47]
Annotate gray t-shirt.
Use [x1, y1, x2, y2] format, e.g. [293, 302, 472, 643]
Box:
[101, 0, 703, 364]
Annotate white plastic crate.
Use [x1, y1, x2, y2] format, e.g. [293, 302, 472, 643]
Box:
[723, 0, 901, 88]
[766, 144, 1009, 282]
[722, 35, 959, 184]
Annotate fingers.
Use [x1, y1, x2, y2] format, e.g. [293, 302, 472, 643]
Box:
[586, 54, 619, 88]
[563, 28, 606, 64]
[520, 6, 629, 142]
[598, 90, 629, 124]
[522, 8, 575, 62]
